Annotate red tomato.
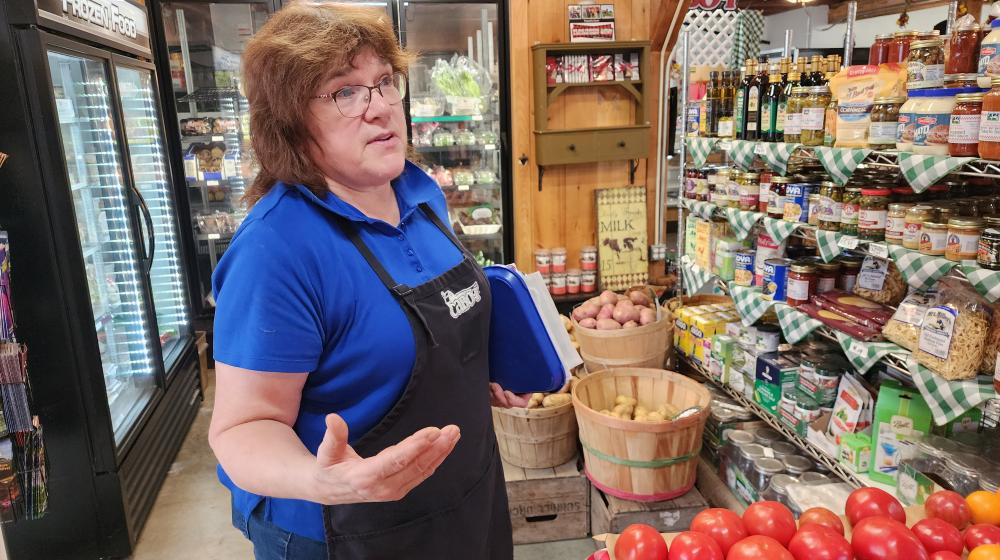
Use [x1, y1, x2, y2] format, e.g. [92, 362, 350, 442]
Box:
[799, 507, 846, 536]
[726, 535, 794, 560]
[966, 524, 1000, 551]
[787, 524, 853, 560]
[910, 518, 964, 555]
[850, 516, 929, 560]
[846, 488, 907, 527]
[924, 491, 973, 530]
[692, 508, 749, 554]
[928, 552, 962, 560]
[743, 501, 798, 547]
[615, 524, 668, 560]
[588, 551, 611, 560]
[668, 531, 725, 560]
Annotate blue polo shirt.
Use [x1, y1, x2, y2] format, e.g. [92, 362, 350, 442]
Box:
[211, 162, 462, 542]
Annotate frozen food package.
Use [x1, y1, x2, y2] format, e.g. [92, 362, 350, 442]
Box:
[915, 273, 992, 380]
[882, 292, 935, 351]
[829, 64, 908, 148]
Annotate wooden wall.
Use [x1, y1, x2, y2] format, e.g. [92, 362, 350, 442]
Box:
[508, 0, 664, 272]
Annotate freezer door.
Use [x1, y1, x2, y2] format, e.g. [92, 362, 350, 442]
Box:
[47, 50, 160, 445]
[114, 63, 192, 373]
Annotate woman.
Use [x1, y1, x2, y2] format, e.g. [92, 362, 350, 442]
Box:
[208, 4, 525, 559]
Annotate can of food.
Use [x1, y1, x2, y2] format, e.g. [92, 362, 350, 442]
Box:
[755, 231, 785, 286]
[756, 324, 782, 353]
[780, 394, 799, 430]
[795, 392, 822, 436]
[784, 183, 814, 223]
[735, 249, 756, 287]
[580, 245, 598, 271]
[550, 272, 567, 295]
[534, 249, 552, 274]
[581, 270, 597, 293]
[566, 269, 582, 294]
[762, 258, 791, 301]
[550, 247, 567, 273]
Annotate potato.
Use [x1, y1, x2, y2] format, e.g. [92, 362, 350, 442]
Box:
[645, 411, 665, 422]
[597, 304, 615, 321]
[638, 307, 657, 326]
[615, 395, 638, 407]
[628, 290, 652, 307]
[578, 317, 597, 329]
[598, 290, 618, 306]
[542, 394, 571, 408]
[573, 302, 600, 321]
[586, 296, 602, 307]
[561, 314, 573, 332]
[622, 320, 638, 329]
[634, 406, 648, 418]
[596, 318, 621, 331]
[599, 409, 613, 416]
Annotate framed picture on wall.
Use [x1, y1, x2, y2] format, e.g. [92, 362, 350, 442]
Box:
[568, 4, 616, 42]
[595, 186, 648, 291]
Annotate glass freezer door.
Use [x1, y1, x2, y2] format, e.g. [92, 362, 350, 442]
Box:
[115, 65, 191, 371]
[48, 51, 159, 444]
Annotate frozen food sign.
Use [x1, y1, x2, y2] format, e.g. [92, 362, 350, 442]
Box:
[38, 0, 150, 53]
[61, 0, 137, 38]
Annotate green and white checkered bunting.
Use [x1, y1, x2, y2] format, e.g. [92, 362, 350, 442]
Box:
[907, 356, 997, 426]
[813, 147, 872, 186]
[728, 282, 776, 326]
[728, 140, 758, 170]
[815, 230, 848, 263]
[680, 255, 721, 295]
[961, 265, 1000, 303]
[686, 138, 721, 168]
[774, 303, 825, 344]
[729, 10, 766, 70]
[683, 199, 719, 220]
[758, 142, 802, 176]
[724, 208, 764, 240]
[888, 245, 958, 291]
[835, 332, 906, 374]
[898, 153, 974, 193]
[763, 217, 801, 245]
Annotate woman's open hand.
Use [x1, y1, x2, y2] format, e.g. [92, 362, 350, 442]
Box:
[489, 382, 531, 408]
[310, 414, 460, 505]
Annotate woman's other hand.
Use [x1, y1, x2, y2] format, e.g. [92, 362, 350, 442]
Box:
[488, 382, 531, 408]
[311, 414, 460, 505]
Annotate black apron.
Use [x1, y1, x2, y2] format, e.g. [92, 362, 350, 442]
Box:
[323, 203, 513, 560]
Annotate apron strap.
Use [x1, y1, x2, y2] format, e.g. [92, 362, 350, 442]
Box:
[417, 202, 467, 256]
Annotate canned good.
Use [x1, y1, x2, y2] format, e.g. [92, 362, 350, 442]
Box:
[550, 247, 567, 273]
[550, 272, 567, 295]
[566, 269, 581, 294]
[795, 392, 822, 436]
[534, 249, 552, 274]
[784, 183, 815, 223]
[735, 249, 756, 287]
[581, 270, 597, 293]
[763, 258, 791, 301]
[580, 246, 598, 271]
[755, 231, 785, 286]
[780, 394, 799, 430]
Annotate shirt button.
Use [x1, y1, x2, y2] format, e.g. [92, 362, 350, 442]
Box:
[416, 266, 424, 272]
[407, 249, 414, 256]
[397, 234, 404, 241]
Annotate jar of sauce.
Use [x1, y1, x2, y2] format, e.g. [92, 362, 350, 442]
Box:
[837, 256, 863, 292]
[949, 92, 984, 156]
[979, 77, 1000, 159]
[946, 217, 984, 261]
[908, 39, 945, 88]
[768, 176, 790, 219]
[787, 261, 818, 307]
[888, 31, 920, 64]
[977, 216, 1000, 270]
[841, 187, 861, 236]
[947, 24, 981, 75]
[886, 202, 913, 245]
[903, 205, 937, 250]
[869, 97, 904, 149]
[870, 34, 893, 65]
[944, 73, 980, 88]
[739, 172, 760, 211]
[815, 261, 841, 294]
[892, 186, 919, 204]
[920, 221, 949, 255]
[859, 188, 892, 241]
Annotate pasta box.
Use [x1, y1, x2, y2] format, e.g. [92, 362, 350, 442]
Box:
[753, 353, 799, 415]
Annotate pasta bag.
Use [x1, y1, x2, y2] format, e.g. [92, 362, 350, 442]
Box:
[914, 274, 992, 381]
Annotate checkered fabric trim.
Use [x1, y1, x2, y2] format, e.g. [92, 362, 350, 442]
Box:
[961, 264, 1000, 303]
[686, 138, 721, 168]
[680, 255, 721, 295]
[813, 147, 872, 186]
[682, 198, 719, 220]
[774, 303, 825, 345]
[888, 245, 958, 291]
[728, 140, 758, 170]
[729, 10, 765, 70]
[898, 153, 974, 193]
[834, 332, 906, 374]
[758, 142, 802, 176]
[815, 230, 848, 263]
[728, 282, 776, 326]
[907, 355, 997, 426]
[763, 217, 801, 245]
[724, 208, 764, 241]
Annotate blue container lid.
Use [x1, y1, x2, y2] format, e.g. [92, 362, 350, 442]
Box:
[993, 19, 1000, 28]
[484, 266, 568, 393]
[907, 86, 987, 96]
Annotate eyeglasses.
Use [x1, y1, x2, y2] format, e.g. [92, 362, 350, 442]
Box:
[314, 72, 407, 118]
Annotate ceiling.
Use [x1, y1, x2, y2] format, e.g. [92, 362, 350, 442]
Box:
[736, 0, 843, 16]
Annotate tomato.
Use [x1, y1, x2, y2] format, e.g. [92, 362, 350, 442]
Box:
[588, 551, 611, 560]
[692, 508, 749, 554]
[966, 524, 1000, 551]
[787, 524, 853, 560]
[928, 552, 962, 560]
[743, 501, 798, 547]
[969, 544, 1000, 560]
[924, 491, 973, 530]
[668, 531, 725, 560]
[846, 488, 907, 527]
[967, 491, 1000, 526]
[850, 516, 929, 560]
[910, 518, 964, 555]
[615, 524, 668, 560]
[726, 535, 794, 560]
[799, 507, 846, 536]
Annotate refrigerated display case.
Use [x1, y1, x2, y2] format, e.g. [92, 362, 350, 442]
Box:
[0, 1, 200, 557]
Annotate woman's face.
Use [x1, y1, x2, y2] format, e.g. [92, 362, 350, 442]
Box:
[305, 49, 407, 191]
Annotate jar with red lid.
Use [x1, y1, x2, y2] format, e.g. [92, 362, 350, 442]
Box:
[947, 24, 982, 75]
[888, 31, 920, 64]
[979, 77, 1000, 159]
[870, 34, 893, 65]
[949, 92, 984, 156]
[786, 261, 818, 307]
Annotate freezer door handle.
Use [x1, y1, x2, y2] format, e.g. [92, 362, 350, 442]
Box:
[132, 185, 155, 274]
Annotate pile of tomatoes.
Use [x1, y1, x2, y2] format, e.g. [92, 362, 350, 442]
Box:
[592, 485, 1000, 560]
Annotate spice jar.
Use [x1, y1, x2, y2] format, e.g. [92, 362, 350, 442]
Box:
[949, 92, 984, 156]
[919, 221, 949, 255]
[800, 86, 831, 146]
[784, 87, 807, 143]
[977, 216, 1000, 270]
[818, 181, 843, 231]
[859, 188, 891, 241]
[787, 261, 818, 307]
[869, 97, 905, 149]
[907, 39, 946, 88]
[944, 73, 980, 88]
[841, 187, 861, 236]
[979, 77, 1000, 159]
[886, 203, 914, 245]
[838, 256, 863, 291]
[946, 217, 984, 261]
[888, 31, 920, 63]
[979, 19, 1000, 88]
[947, 24, 981, 75]
[739, 172, 760, 211]
[870, 34, 893, 65]
[816, 261, 840, 294]
[903, 205, 937, 250]
[768, 176, 790, 220]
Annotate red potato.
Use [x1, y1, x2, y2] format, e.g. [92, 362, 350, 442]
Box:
[573, 303, 600, 322]
[629, 290, 652, 307]
[596, 318, 622, 330]
[579, 318, 598, 329]
[639, 307, 657, 326]
[587, 296, 602, 307]
[599, 290, 618, 306]
[622, 321, 639, 329]
[598, 304, 615, 320]
[613, 303, 640, 324]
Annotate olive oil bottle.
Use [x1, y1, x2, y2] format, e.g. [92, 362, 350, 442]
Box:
[717, 70, 735, 138]
[762, 64, 783, 142]
[734, 61, 753, 139]
[744, 59, 766, 140]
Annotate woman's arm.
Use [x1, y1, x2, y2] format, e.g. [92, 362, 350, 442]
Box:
[208, 362, 460, 505]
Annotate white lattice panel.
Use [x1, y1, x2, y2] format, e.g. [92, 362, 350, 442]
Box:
[674, 9, 764, 69]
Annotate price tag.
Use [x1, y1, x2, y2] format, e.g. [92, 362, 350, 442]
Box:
[848, 343, 868, 359]
[868, 242, 889, 259]
[719, 141, 732, 151]
[471, 115, 484, 121]
[838, 236, 860, 250]
[207, 233, 221, 240]
[754, 143, 767, 155]
[484, 144, 496, 150]
[458, 185, 470, 191]
[206, 180, 220, 187]
[211, 135, 224, 141]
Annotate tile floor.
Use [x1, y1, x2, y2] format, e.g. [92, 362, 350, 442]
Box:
[131, 375, 598, 559]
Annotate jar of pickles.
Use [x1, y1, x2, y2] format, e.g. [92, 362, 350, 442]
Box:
[859, 188, 891, 241]
[768, 177, 790, 219]
[841, 187, 861, 236]
[903, 205, 937, 250]
[800, 86, 831, 146]
[907, 39, 945, 88]
[784, 87, 807, 143]
[818, 182, 843, 231]
[869, 97, 905, 149]
[886, 203, 913, 245]
[739, 172, 760, 211]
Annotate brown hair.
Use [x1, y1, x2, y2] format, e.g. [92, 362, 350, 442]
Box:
[241, 2, 413, 206]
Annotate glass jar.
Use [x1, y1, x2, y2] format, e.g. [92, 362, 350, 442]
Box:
[800, 86, 831, 146]
[720, 429, 756, 483]
[977, 216, 1000, 270]
[949, 93, 984, 156]
[762, 474, 799, 509]
[869, 97, 904, 149]
[914, 88, 960, 155]
[859, 188, 891, 241]
[768, 177, 790, 220]
[824, 94, 838, 146]
[837, 256, 863, 291]
[893, 186, 920, 204]
[841, 187, 861, 236]
[944, 73, 980, 88]
[808, 193, 822, 226]
[736, 443, 766, 477]
[787, 261, 818, 307]
[770, 442, 799, 461]
[903, 205, 937, 250]
[979, 77, 1000, 159]
[942, 453, 992, 496]
[946, 217, 984, 261]
[739, 172, 760, 211]
[817, 181, 842, 231]
[981, 468, 1000, 492]
[752, 457, 786, 497]
[753, 427, 782, 447]
[908, 39, 946, 88]
[886, 203, 914, 245]
[782, 455, 814, 477]
[897, 94, 922, 152]
[979, 19, 1000, 88]
[759, 173, 774, 213]
[947, 25, 982, 75]
[784, 87, 807, 143]
[920, 221, 949, 255]
[888, 31, 920, 63]
[816, 261, 840, 294]
[870, 34, 893, 65]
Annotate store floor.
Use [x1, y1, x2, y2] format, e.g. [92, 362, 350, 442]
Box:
[132, 374, 598, 559]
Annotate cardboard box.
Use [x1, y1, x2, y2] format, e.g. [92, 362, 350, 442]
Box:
[839, 432, 872, 473]
[694, 220, 713, 270]
[868, 381, 933, 486]
[753, 353, 798, 415]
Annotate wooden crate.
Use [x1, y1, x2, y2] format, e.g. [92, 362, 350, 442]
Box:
[590, 484, 708, 536]
[502, 455, 590, 545]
